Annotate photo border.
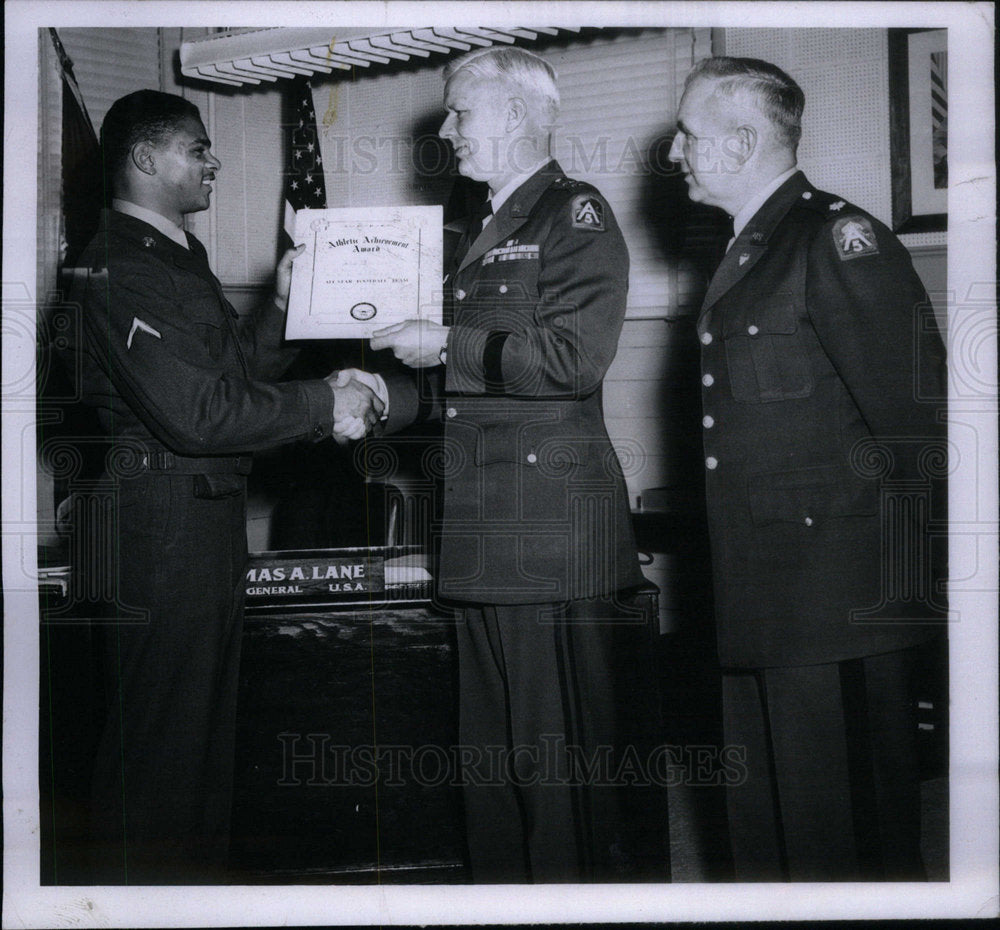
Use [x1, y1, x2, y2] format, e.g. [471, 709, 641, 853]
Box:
[4, 1, 997, 927]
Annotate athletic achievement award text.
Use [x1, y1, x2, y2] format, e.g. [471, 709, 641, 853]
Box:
[285, 205, 442, 339]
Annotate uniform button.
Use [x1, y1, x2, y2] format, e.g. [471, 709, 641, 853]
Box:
[802, 191, 812, 199]
[446, 407, 457, 418]
[705, 456, 718, 470]
[455, 289, 466, 301]
[499, 285, 508, 294]
[747, 324, 759, 336]
[703, 415, 715, 429]
[526, 452, 537, 464]
[804, 517, 814, 526]
[700, 332, 713, 345]
[702, 373, 714, 387]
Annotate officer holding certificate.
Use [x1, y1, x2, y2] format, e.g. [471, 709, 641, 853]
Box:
[360, 47, 660, 883]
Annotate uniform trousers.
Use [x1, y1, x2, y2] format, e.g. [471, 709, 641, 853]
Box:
[89, 473, 247, 883]
[455, 595, 668, 883]
[722, 646, 925, 882]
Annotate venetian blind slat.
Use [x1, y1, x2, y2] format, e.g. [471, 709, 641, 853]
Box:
[57, 28, 162, 131]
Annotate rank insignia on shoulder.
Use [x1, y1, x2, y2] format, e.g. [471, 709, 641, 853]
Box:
[572, 195, 605, 231]
[830, 200, 846, 211]
[833, 215, 879, 260]
[142, 236, 156, 248]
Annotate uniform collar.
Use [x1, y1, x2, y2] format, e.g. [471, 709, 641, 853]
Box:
[111, 198, 190, 250]
[701, 170, 814, 314]
[100, 208, 219, 290]
[456, 160, 566, 274]
[488, 157, 553, 215]
[731, 166, 799, 239]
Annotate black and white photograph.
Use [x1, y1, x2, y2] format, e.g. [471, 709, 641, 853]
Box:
[2, 1, 996, 926]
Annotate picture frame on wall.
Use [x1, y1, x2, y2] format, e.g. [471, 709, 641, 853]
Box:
[889, 27, 948, 233]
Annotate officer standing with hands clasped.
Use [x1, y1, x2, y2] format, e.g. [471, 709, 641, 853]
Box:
[70, 89, 382, 882]
[351, 47, 663, 882]
[669, 57, 948, 881]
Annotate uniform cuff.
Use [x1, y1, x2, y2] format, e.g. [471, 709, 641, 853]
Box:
[372, 373, 390, 418]
[300, 377, 339, 441]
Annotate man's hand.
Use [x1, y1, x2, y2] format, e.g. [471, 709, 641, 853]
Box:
[370, 319, 449, 367]
[273, 243, 306, 311]
[324, 371, 385, 440]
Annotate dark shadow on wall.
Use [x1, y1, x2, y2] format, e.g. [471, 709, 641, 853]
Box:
[635, 126, 735, 879]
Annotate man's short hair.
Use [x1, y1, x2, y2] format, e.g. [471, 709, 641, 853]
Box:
[443, 46, 560, 117]
[100, 90, 203, 180]
[687, 56, 805, 150]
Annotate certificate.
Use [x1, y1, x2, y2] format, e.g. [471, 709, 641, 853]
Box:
[284, 205, 442, 339]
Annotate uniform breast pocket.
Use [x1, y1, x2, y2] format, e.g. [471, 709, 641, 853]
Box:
[477, 245, 541, 292]
[723, 301, 815, 403]
[193, 321, 224, 360]
[189, 300, 226, 361]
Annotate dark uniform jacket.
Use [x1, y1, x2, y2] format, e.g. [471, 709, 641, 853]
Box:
[73, 208, 336, 468]
[699, 172, 947, 668]
[67, 208, 340, 881]
[383, 161, 645, 604]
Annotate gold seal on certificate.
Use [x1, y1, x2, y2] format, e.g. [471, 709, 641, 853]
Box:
[284, 205, 442, 339]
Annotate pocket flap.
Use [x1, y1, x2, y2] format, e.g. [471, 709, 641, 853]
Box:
[475, 418, 584, 468]
[749, 463, 879, 527]
[186, 296, 226, 327]
[722, 300, 798, 337]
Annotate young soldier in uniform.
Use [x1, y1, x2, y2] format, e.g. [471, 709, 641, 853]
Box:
[669, 57, 947, 881]
[70, 90, 380, 882]
[361, 47, 662, 882]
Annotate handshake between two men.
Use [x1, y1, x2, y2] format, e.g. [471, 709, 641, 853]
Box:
[276, 243, 446, 442]
[323, 318, 449, 441]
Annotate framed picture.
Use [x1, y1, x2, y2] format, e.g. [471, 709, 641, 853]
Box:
[889, 28, 948, 232]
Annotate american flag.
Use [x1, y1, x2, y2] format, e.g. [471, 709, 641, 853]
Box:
[284, 77, 327, 237]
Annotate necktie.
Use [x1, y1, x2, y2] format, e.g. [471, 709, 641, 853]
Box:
[456, 198, 493, 265]
[476, 198, 493, 232]
[724, 216, 736, 253]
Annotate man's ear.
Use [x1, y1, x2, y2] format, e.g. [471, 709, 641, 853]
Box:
[131, 140, 157, 176]
[734, 125, 757, 165]
[505, 97, 527, 133]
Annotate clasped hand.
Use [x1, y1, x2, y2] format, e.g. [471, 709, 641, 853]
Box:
[370, 319, 449, 368]
[324, 370, 384, 441]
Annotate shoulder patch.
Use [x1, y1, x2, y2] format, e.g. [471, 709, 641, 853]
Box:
[833, 215, 879, 260]
[571, 194, 605, 231]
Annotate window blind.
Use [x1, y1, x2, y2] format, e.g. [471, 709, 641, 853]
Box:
[56, 28, 163, 134]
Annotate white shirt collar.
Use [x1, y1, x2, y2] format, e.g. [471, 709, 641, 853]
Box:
[112, 198, 190, 249]
[731, 166, 799, 239]
[488, 158, 553, 215]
